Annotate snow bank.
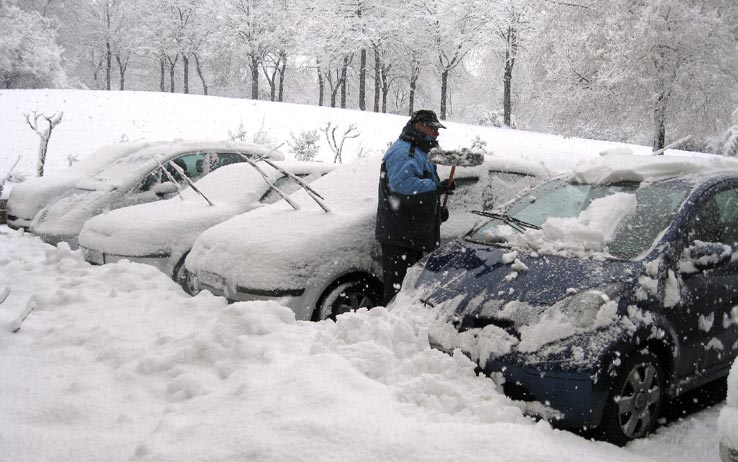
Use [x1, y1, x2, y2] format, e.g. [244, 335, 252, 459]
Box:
[0, 229, 698, 462]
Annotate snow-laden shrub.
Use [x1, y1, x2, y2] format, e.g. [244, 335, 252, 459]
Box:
[288, 129, 320, 161]
[228, 119, 274, 146]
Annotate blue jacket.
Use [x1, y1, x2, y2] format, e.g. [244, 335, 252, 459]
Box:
[375, 126, 442, 251]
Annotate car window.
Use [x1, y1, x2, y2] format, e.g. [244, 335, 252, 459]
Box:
[483, 171, 541, 210]
[136, 152, 207, 193]
[469, 179, 690, 259]
[171, 152, 208, 180]
[217, 152, 246, 167]
[689, 187, 738, 246]
[259, 174, 308, 204]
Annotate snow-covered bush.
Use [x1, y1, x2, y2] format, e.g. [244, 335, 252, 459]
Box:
[288, 129, 320, 161]
[322, 122, 360, 164]
[477, 110, 516, 129]
[228, 119, 274, 146]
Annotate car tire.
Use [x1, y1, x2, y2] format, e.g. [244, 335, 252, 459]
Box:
[598, 349, 664, 446]
[173, 253, 198, 296]
[312, 278, 381, 321]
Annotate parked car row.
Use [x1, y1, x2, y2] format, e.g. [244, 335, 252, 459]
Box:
[185, 154, 556, 321]
[79, 160, 335, 293]
[8, 138, 737, 448]
[27, 140, 283, 249]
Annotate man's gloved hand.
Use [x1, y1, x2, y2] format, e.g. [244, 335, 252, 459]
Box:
[440, 206, 449, 223]
[438, 178, 456, 195]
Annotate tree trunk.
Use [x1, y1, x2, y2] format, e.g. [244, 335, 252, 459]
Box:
[359, 48, 366, 111]
[105, 41, 112, 91]
[278, 57, 286, 102]
[250, 55, 260, 99]
[408, 60, 419, 115]
[169, 64, 176, 93]
[317, 62, 324, 106]
[653, 91, 668, 151]
[440, 70, 449, 120]
[116, 54, 128, 91]
[160, 56, 166, 92]
[193, 54, 208, 95]
[503, 52, 514, 127]
[118, 61, 125, 91]
[373, 47, 380, 112]
[340, 55, 349, 109]
[183, 54, 189, 94]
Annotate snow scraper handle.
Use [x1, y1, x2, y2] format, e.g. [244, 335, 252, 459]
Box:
[442, 166, 455, 209]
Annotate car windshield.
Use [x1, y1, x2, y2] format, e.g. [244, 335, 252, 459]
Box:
[467, 178, 691, 259]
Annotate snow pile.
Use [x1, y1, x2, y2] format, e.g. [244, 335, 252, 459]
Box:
[572, 154, 738, 184]
[481, 192, 638, 257]
[0, 229, 719, 461]
[718, 359, 738, 454]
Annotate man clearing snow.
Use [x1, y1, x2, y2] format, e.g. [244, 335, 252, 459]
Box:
[375, 109, 455, 305]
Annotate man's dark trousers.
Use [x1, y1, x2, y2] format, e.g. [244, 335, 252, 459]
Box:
[381, 243, 423, 305]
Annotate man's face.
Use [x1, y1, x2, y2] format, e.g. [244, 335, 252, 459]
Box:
[415, 123, 440, 139]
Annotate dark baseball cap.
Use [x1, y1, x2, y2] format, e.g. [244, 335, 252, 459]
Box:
[409, 109, 446, 129]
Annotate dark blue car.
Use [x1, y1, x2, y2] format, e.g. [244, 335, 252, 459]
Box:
[400, 155, 738, 445]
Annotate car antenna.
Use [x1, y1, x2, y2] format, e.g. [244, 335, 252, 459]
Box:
[166, 159, 214, 206]
[151, 155, 185, 201]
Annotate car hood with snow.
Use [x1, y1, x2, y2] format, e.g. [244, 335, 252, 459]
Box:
[79, 161, 333, 259]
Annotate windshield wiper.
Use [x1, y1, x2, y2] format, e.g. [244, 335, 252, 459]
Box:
[471, 210, 541, 233]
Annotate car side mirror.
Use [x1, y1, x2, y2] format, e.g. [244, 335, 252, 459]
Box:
[680, 241, 732, 274]
[153, 181, 179, 196]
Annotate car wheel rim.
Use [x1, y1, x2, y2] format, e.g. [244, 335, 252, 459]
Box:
[334, 290, 374, 317]
[616, 362, 661, 439]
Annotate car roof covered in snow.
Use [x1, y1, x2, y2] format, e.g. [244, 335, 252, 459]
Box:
[571, 153, 738, 184]
[75, 140, 285, 192]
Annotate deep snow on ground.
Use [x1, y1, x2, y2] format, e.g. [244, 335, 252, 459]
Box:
[0, 228, 722, 462]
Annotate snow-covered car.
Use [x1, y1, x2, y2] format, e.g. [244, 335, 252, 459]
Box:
[720, 359, 738, 462]
[185, 153, 566, 321]
[400, 153, 738, 445]
[78, 160, 335, 293]
[30, 140, 284, 249]
[6, 140, 161, 230]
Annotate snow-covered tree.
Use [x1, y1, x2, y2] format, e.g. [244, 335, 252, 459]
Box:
[416, 0, 488, 119]
[721, 108, 738, 158]
[24, 110, 63, 177]
[0, 2, 66, 88]
[68, 0, 144, 90]
[527, 0, 738, 149]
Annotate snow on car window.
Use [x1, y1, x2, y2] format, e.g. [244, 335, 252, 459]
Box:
[469, 179, 691, 259]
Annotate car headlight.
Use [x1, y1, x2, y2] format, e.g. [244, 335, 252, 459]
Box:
[399, 253, 432, 292]
[558, 282, 623, 329]
[517, 282, 624, 355]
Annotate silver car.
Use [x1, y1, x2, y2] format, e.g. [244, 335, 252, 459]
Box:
[186, 154, 563, 321]
[6, 140, 157, 230]
[79, 160, 334, 293]
[31, 140, 284, 248]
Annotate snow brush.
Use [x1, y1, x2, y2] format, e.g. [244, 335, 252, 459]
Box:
[428, 147, 486, 208]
